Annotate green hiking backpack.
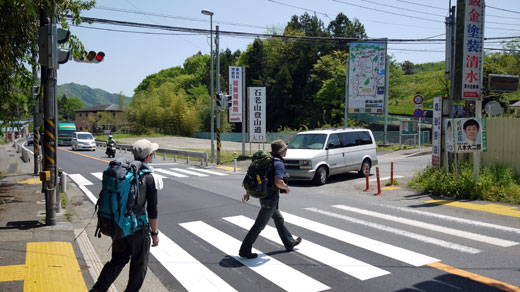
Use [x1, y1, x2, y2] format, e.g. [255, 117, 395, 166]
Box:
[242, 150, 279, 198]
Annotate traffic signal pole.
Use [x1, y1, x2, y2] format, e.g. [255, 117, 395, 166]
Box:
[215, 25, 221, 165]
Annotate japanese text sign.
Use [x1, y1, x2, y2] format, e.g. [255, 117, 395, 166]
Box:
[462, 0, 485, 100]
[248, 87, 266, 143]
[228, 66, 243, 122]
[454, 118, 483, 153]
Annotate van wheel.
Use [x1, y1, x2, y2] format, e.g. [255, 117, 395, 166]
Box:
[358, 159, 371, 177]
[313, 166, 328, 186]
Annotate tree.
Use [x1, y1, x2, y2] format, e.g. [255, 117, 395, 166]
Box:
[58, 95, 84, 121]
[0, 0, 94, 126]
[401, 60, 417, 75]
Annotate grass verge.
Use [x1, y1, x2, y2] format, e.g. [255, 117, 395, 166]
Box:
[409, 162, 520, 204]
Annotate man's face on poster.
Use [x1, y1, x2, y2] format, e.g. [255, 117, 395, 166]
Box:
[465, 125, 478, 142]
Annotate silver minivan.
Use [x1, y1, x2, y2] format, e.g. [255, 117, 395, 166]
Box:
[284, 128, 378, 185]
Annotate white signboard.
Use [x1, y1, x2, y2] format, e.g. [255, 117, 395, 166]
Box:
[461, 0, 485, 100]
[348, 41, 386, 113]
[445, 119, 455, 153]
[228, 66, 243, 122]
[248, 87, 266, 143]
[454, 118, 483, 153]
[431, 97, 442, 168]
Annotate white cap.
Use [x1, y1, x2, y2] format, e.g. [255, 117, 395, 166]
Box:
[132, 139, 159, 160]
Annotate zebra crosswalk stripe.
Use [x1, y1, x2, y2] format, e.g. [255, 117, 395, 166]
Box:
[150, 231, 237, 292]
[188, 167, 228, 176]
[180, 221, 330, 292]
[154, 168, 188, 178]
[332, 205, 518, 247]
[170, 168, 208, 177]
[281, 211, 440, 267]
[68, 173, 93, 186]
[91, 172, 103, 180]
[224, 215, 390, 281]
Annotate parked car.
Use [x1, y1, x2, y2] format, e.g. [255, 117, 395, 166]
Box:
[71, 132, 96, 151]
[284, 128, 378, 185]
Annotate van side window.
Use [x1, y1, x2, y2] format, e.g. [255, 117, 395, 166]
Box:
[327, 134, 341, 149]
[357, 131, 373, 145]
[340, 132, 357, 147]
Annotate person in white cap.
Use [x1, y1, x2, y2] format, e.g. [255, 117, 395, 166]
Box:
[90, 139, 161, 292]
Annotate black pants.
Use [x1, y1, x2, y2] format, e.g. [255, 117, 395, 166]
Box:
[91, 228, 151, 292]
[239, 199, 296, 254]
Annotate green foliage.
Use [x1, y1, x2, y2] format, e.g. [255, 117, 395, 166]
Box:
[58, 95, 84, 121]
[409, 163, 520, 204]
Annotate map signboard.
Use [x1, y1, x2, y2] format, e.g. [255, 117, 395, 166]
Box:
[348, 41, 387, 113]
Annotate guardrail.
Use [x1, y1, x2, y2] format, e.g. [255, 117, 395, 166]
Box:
[13, 137, 33, 163]
[95, 141, 208, 166]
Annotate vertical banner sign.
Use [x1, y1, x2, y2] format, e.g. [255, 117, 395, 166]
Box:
[348, 41, 387, 113]
[445, 119, 455, 153]
[461, 0, 485, 100]
[228, 66, 243, 122]
[454, 118, 483, 153]
[248, 87, 266, 143]
[431, 97, 442, 168]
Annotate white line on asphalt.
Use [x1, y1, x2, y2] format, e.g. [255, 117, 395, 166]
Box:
[79, 185, 97, 204]
[224, 215, 390, 280]
[188, 167, 228, 176]
[150, 232, 237, 292]
[91, 172, 103, 180]
[170, 168, 209, 177]
[180, 221, 330, 292]
[332, 205, 518, 247]
[68, 173, 93, 186]
[154, 168, 188, 178]
[375, 203, 520, 234]
[281, 211, 439, 267]
[305, 208, 481, 254]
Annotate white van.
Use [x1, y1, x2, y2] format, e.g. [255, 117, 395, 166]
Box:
[284, 128, 378, 185]
[71, 132, 96, 151]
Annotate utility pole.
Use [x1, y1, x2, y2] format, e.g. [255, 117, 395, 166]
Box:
[32, 57, 41, 176]
[445, 5, 456, 172]
[215, 25, 221, 165]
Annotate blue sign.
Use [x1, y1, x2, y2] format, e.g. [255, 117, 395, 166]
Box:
[414, 109, 424, 118]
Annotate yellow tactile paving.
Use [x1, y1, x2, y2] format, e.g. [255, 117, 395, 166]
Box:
[0, 242, 88, 292]
[17, 178, 41, 185]
[426, 200, 520, 218]
[0, 264, 26, 281]
[216, 165, 241, 171]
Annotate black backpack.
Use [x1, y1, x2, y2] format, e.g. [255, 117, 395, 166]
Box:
[242, 151, 279, 198]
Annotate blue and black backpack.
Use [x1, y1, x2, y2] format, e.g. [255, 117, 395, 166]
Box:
[95, 158, 151, 239]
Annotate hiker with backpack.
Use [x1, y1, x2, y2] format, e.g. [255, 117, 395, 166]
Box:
[90, 139, 162, 292]
[239, 140, 302, 259]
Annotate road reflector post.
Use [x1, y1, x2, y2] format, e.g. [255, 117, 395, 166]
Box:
[233, 152, 237, 173]
[390, 162, 394, 186]
[364, 164, 370, 192]
[376, 167, 383, 196]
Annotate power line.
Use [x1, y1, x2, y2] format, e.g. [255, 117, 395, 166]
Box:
[357, 0, 446, 17]
[487, 5, 520, 15]
[266, 0, 333, 20]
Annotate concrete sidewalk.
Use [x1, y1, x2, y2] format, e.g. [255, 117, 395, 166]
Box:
[0, 142, 169, 292]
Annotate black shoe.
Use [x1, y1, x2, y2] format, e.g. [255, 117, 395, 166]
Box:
[239, 252, 258, 259]
[286, 237, 302, 252]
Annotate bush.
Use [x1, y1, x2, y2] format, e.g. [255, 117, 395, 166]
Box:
[409, 162, 520, 204]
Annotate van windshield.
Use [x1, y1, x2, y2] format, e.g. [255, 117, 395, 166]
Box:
[288, 134, 327, 150]
[78, 133, 93, 140]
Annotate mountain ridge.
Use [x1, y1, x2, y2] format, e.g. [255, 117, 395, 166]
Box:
[57, 83, 130, 108]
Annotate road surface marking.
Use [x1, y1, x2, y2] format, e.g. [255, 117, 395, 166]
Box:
[428, 262, 520, 292]
[305, 208, 480, 254]
[154, 168, 188, 178]
[60, 148, 109, 163]
[0, 242, 88, 291]
[333, 205, 518, 247]
[189, 167, 228, 176]
[91, 172, 103, 180]
[68, 173, 93, 186]
[281, 211, 439, 267]
[170, 168, 209, 177]
[224, 215, 390, 280]
[17, 177, 41, 184]
[180, 221, 330, 292]
[216, 166, 241, 171]
[150, 231, 237, 292]
[426, 200, 520, 218]
[375, 203, 520, 234]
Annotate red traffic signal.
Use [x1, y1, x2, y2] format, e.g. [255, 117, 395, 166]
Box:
[73, 50, 105, 64]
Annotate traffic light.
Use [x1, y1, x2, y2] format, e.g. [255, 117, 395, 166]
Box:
[38, 24, 70, 69]
[216, 93, 223, 109]
[73, 51, 105, 63]
[224, 94, 232, 109]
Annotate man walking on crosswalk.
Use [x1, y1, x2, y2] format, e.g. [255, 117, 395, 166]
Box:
[239, 140, 302, 259]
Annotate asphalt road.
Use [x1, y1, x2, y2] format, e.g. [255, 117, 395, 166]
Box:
[56, 144, 520, 292]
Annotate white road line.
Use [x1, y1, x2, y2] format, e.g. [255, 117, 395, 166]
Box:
[180, 221, 330, 292]
[154, 168, 188, 178]
[305, 208, 480, 254]
[224, 215, 390, 280]
[91, 172, 103, 180]
[151, 172, 167, 179]
[188, 167, 228, 176]
[68, 173, 93, 186]
[150, 232, 237, 292]
[79, 185, 97, 204]
[333, 205, 518, 247]
[281, 211, 439, 267]
[171, 168, 209, 177]
[375, 203, 520, 234]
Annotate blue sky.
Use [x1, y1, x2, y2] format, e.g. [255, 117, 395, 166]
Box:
[57, 0, 520, 97]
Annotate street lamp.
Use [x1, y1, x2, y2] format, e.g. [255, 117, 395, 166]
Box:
[201, 9, 215, 164]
